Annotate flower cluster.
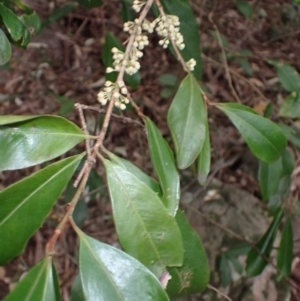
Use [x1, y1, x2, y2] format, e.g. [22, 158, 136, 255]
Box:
[155, 15, 185, 50]
[186, 58, 196, 71]
[132, 0, 146, 13]
[97, 80, 129, 110]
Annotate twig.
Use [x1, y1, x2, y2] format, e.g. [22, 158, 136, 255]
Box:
[202, 54, 270, 103]
[207, 284, 233, 301]
[46, 0, 154, 253]
[208, 12, 241, 104]
[154, 0, 188, 72]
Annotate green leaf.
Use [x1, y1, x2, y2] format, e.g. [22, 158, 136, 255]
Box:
[268, 61, 300, 92]
[166, 210, 210, 297]
[103, 32, 140, 89]
[210, 30, 229, 48]
[0, 28, 11, 65]
[197, 121, 211, 185]
[258, 156, 282, 201]
[77, 230, 170, 301]
[246, 210, 283, 277]
[217, 255, 232, 287]
[120, 0, 134, 22]
[76, 0, 102, 8]
[0, 115, 38, 125]
[236, 57, 253, 76]
[279, 92, 300, 119]
[0, 3, 30, 46]
[4, 258, 61, 301]
[277, 218, 293, 277]
[168, 74, 206, 169]
[104, 160, 183, 276]
[55, 96, 74, 116]
[19, 11, 42, 35]
[159, 0, 202, 79]
[277, 123, 300, 149]
[158, 74, 178, 87]
[0, 154, 84, 265]
[234, 1, 254, 18]
[70, 275, 86, 301]
[42, 3, 77, 28]
[216, 103, 286, 163]
[145, 118, 180, 216]
[108, 152, 161, 194]
[0, 115, 87, 171]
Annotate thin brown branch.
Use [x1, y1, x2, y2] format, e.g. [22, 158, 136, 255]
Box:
[208, 12, 241, 104]
[207, 284, 233, 301]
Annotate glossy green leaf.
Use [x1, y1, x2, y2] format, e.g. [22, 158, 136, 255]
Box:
[197, 121, 211, 185]
[268, 61, 300, 92]
[166, 210, 210, 297]
[70, 275, 85, 301]
[103, 32, 140, 89]
[0, 3, 30, 46]
[77, 230, 170, 301]
[104, 160, 183, 276]
[216, 103, 286, 163]
[246, 210, 283, 277]
[277, 218, 293, 277]
[0, 115, 87, 171]
[0, 28, 11, 65]
[108, 152, 161, 194]
[0, 154, 84, 265]
[258, 156, 282, 201]
[76, 0, 102, 8]
[4, 258, 61, 301]
[159, 0, 202, 79]
[168, 74, 206, 169]
[279, 92, 300, 119]
[145, 118, 180, 216]
[19, 11, 42, 35]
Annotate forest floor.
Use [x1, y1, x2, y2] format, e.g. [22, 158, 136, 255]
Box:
[0, 0, 300, 300]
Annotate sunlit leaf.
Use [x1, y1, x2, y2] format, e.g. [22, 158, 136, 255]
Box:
[246, 210, 283, 277]
[77, 230, 170, 301]
[159, 0, 202, 79]
[4, 258, 61, 301]
[145, 118, 180, 215]
[104, 160, 183, 276]
[108, 152, 161, 194]
[166, 210, 210, 297]
[168, 74, 206, 169]
[197, 120, 211, 185]
[277, 218, 293, 277]
[216, 103, 286, 163]
[0, 29, 11, 65]
[0, 154, 84, 265]
[0, 115, 87, 171]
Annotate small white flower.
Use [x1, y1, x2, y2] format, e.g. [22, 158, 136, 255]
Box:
[186, 58, 196, 71]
